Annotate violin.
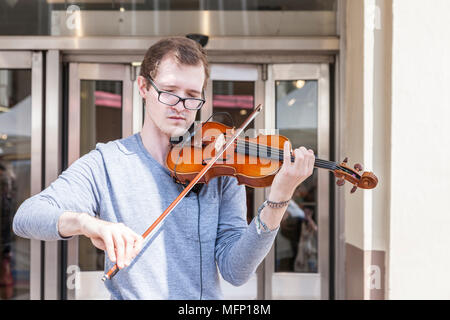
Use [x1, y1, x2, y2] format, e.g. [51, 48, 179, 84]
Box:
[167, 121, 378, 194]
[102, 104, 378, 281]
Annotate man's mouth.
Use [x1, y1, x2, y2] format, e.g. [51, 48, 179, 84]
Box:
[168, 116, 186, 121]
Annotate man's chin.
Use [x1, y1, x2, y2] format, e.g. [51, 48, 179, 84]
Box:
[166, 125, 190, 140]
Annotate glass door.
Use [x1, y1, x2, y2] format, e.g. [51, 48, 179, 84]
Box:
[0, 51, 43, 299]
[264, 64, 330, 299]
[66, 63, 133, 299]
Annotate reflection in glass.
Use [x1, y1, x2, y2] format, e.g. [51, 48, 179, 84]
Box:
[79, 80, 122, 271]
[212, 80, 255, 223]
[0, 69, 31, 299]
[275, 80, 318, 273]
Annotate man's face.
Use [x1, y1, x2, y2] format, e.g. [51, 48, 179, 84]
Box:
[139, 54, 205, 138]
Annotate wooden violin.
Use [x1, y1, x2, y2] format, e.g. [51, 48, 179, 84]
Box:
[167, 121, 378, 193]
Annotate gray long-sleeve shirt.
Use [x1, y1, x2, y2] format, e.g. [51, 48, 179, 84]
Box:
[13, 132, 279, 299]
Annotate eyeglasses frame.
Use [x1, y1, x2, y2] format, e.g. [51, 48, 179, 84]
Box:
[145, 76, 206, 110]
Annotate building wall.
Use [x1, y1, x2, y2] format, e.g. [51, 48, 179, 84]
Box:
[344, 0, 450, 299]
[388, 0, 450, 299]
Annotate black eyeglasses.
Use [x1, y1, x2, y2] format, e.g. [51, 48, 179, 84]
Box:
[145, 76, 205, 110]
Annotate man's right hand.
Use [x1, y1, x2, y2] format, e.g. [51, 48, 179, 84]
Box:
[58, 211, 143, 270]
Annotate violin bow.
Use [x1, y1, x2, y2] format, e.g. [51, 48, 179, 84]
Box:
[101, 104, 263, 281]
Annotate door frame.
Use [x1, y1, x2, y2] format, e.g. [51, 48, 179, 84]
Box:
[0, 51, 44, 300]
[61, 53, 341, 300]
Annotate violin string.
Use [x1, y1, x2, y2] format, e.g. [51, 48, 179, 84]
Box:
[235, 148, 337, 171]
[208, 135, 363, 176]
[235, 140, 338, 170]
[202, 136, 338, 170]
[235, 142, 337, 170]
[200, 143, 333, 171]
[204, 135, 336, 169]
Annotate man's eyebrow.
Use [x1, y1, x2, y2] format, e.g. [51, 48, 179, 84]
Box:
[160, 83, 201, 95]
[187, 89, 202, 95]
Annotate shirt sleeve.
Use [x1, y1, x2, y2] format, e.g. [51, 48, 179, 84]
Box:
[13, 149, 105, 241]
[214, 176, 279, 286]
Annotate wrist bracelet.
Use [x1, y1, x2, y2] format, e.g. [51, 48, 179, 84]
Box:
[266, 199, 291, 208]
[255, 199, 291, 234]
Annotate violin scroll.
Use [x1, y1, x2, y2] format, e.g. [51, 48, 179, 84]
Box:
[334, 157, 378, 193]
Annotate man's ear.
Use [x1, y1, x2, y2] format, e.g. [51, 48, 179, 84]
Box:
[137, 75, 148, 98]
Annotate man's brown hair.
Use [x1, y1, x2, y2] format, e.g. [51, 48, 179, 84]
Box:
[139, 37, 210, 90]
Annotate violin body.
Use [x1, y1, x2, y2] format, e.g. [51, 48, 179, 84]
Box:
[166, 121, 287, 188]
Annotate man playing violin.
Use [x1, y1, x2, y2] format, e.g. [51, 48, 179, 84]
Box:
[13, 37, 315, 299]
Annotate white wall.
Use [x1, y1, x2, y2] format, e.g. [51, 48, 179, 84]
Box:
[389, 0, 450, 299]
[343, 0, 450, 299]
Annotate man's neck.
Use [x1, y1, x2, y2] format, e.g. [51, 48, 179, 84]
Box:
[140, 121, 172, 167]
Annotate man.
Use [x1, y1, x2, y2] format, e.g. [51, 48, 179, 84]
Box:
[13, 37, 315, 299]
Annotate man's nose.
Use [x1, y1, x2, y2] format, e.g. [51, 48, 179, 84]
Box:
[171, 99, 185, 113]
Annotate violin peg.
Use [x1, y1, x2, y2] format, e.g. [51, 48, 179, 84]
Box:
[354, 163, 363, 172]
[343, 157, 348, 164]
[336, 179, 345, 187]
[350, 185, 358, 194]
